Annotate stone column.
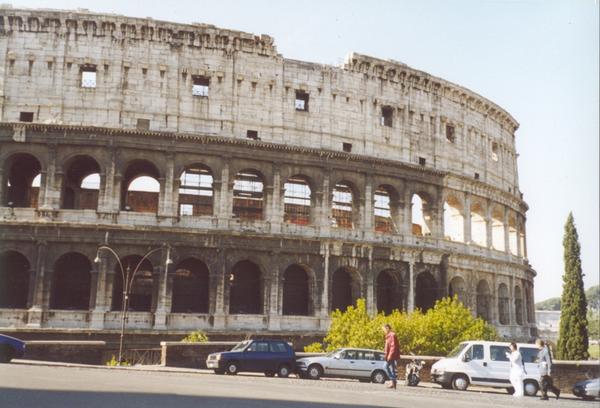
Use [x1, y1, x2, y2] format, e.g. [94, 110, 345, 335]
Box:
[508, 275, 515, 326]
[407, 258, 415, 312]
[485, 199, 493, 249]
[40, 145, 60, 211]
[319, 241, 330, 330]
[0, 168, 5, 205]
[463, 193, 472, 244]
[403, 189, 413, 235]
[98, 150, 118, 213]
[521, 218, 528, 259]
[317, 174, 331, 236]
[90, 250, 110, 329]
[158, 153, 176, 218]
[211, 255, 227, 329]
[503, 207, 510, 255]
[267, 261, 281, 330]
[267, 166, 282, 233]
[153, 247, 173, 329]
[27, 241, 47, 327]
[363, 177, 373, 233]
[216, 164, 232, 228]
[516, 216, 523, 258]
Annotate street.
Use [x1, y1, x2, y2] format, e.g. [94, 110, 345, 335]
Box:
[0, 363, 595, 408]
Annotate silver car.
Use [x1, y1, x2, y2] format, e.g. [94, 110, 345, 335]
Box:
[296, 348, 389, 384]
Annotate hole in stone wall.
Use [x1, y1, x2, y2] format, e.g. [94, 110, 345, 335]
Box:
[381, 106, 393, 127]
[178, 166, 213, 216]
[80, 65, 97, 88]
[172, 258, 209, 313]
[284, 176, 311, 225]
[0, 251, 30, 308]
[342, 143, 352, 152]
[192, 75, 209, 97]
[232, 170, 263, 221]
[51, 252, 91, 310]
[229, 260, 262, 314]
[282, 264, 310, 316]
[295, 90, 309, 111]
[19, 112, 34, 122]
[446, 124, 455, 143]
[331, 268, 354, 312]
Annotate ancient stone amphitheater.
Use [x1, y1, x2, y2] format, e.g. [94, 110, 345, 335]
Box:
[0, 7, 536, 339]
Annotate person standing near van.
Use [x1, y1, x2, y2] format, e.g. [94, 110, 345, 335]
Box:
[536, 339, 560, 400]
[506, 342, 526, 397]
[383, 324, 400, 389]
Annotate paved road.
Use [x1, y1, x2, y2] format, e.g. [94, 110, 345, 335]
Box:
[0, 363, 595, 408]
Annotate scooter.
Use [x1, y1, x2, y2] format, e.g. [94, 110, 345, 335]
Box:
[405, 357, 426, 386]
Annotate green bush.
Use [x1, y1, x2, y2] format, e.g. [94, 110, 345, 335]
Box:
[305, 297, 497, 356]
[181, 330, 209, 343]
[304, 342, 325, 353]
[105, 355, 131, 366]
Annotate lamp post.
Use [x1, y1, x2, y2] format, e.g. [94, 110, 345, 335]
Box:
[94, 244, 172, 365]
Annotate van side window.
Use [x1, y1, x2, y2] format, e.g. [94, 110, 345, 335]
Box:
[465, 344, 484, 360]
[490, 345, 510, 362]
[519, 347, 538, 363]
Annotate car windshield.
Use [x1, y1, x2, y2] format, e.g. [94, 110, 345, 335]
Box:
[325, 349, 342, 357]
[447, 343, 469, 358]
[231, 340, 251, 351]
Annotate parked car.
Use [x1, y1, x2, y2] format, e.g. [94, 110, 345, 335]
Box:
[430, 340, 541, 396]
[206, 339, 296, 377]
[572, 378, 599, 400]
[296, 348, 389, 384]
[0, 334, 26, 363]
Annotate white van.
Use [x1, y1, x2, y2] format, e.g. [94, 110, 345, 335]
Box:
[430, 341, 540, 396]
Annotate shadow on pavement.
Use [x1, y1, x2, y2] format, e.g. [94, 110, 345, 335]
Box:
[0, 387, 389, 408]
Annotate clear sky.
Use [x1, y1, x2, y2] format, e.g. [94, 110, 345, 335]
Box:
[9, 0, 599, 302]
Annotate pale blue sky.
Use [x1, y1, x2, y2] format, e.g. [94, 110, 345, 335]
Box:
[10, 0, 599, 301]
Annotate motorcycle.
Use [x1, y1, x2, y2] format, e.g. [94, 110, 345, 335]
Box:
[405, 357, 426, 386]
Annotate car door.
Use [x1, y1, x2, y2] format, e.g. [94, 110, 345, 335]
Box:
[358, 350, 381, 379]
[486, 344, 512, 387]
[341, 349, 362, 377]
[325, 350, 352, 378]
[460, 343, 490, 385]
[268, 341, 289, 371]
[519, 346, 540, 380]
[243, 341, 269, 372]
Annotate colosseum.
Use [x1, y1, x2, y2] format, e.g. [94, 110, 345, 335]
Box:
[0, 7, 536, 340]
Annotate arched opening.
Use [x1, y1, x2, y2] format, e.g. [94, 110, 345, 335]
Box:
[374, 186, 395, 233]
[331, 267, 358, 312]
[178, 166, 213, 216]
[4, 153, 41, 208]
[121, 160, 161, 213]
[282, 264, 310, 316]
[508, 212, 518, 255]
[514, 285, 523, 325]
[476, 280, 492, 322]
[0, 251, 30, 308]
[283, 176, 311, 225]
[448, 276, 467, 305]
[229, 260, 262, 314]
[232, 170, 264, 221]
[470, 201, 487, 246]
[415, 271, 438, 311]
[332, 182, 355, 229]
[376, 270, 402, 314]
[444, 196, 464, 242]
[62, 156, 101, 210]
[491, 205, 505, 251]
[498, 283, 510, 325]
[411, 193, 432, 236]
[171, 258, 209, 313]
[51, 252, 91, 310]
[112, 255, 154, 312]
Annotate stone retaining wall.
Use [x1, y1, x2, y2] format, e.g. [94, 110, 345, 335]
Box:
[24, 341, 106, 365]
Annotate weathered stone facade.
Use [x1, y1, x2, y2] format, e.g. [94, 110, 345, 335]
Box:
[0, 7, 535, 338]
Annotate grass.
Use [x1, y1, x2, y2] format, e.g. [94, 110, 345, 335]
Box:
[589, 343, 599, 359]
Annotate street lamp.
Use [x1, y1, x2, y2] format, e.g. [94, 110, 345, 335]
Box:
[94, 244, 172, 365]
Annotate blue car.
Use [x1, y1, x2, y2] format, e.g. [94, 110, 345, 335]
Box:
[0, 334, 26, 363]
[206, 339, 296, 378]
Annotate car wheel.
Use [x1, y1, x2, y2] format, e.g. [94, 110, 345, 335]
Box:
[506, 387, 515, 395]
[264, 370, 275, 377]
[0, 345, 14, 363]
[277, 364, 291, 378]
[523, 380, 539, 397]
[225, 361, 239, 375]
[307, 364, 323, 380]
[452, 374, 469, 391]
[213, 369, 225, 375]
[371, 370, 388, 384]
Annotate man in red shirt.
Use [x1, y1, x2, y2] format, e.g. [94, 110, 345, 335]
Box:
[383, 324, 400, 389]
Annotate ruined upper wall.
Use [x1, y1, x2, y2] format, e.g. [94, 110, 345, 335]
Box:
[0, 7, 523, 197]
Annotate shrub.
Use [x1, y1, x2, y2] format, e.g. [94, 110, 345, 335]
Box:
[181, 330, 209, 343]
[106, 355, 131, 366]
[304, 342, 325, 353]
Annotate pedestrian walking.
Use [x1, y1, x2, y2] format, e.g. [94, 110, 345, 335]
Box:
[383, 323, 400, 389]
[506, 342, 526, 397]
[536, 339, 560, 400]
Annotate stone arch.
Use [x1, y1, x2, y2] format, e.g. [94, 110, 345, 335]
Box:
[62, 155, 101, 210]
[514, 285, 523, 325]
[470, 200, 487, 246]
[121, 160, 161, 213]
[476, 279, 492, 322]
[376, 269, 402, 314]
[171, 258, 209, 313]
[283, 175, 312, 225]
[331, 181, 358, 229]
[111, 255, 154, 312]
[331, 267, 361, 312]
[415, 270, 438, 311]
[0, 251, 30, 308]
[498, 282, 510, 325]
[178, 164, 214, 216]
[443, 194, 464, 242]
[232, 169, 264, 221]
[4, 152, 42, 208]
[282, 264, 311, 316]
[374, 185, 399, 233]
[448, 275, 467, 305]
[50, 252, 92, 310]
[228, 260, 262, 314]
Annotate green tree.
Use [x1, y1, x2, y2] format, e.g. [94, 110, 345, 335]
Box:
[557, 213, 589, 360]
[535, 297, 561, 311]
[181, 330, 209, 343]
[586, 285, 599, 311]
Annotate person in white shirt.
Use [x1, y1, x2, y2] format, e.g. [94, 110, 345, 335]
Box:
[536, 339, 560, 400]
[506, 342, 526, 397]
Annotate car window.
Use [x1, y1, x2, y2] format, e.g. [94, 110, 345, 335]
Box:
[363, 351, 376, 361]
[247, 341, 269, 352]
[519, 347, 538, 363]
[269, 342, 287, 353]
[375, 352, 385, 361]
[490, 345, 510, 362]
[448, 343, 468, 358]
[231, 340, 250, 351]
[344, 350, 358, 360]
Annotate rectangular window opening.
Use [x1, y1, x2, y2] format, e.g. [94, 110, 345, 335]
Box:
[342, 142, 352, 153]
[295, 90, 309, 111]
[446, 124, 456, 143]
[192, 75, 210, 97]
[381, 106, 393, 127]
[19, 112, 34, 122]
[418, 157, 426, 166]
[136, 118, 150, 130]
[474, 172, 480, 180]
[491, 142, 499, 161]
[246, 130, 259, 140]
[80, 65, 97, 88]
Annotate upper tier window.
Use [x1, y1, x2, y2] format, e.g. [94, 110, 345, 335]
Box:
[295, 90, 309, 111]
[381, 106, 393, 127]
[81, 66, 97, 88]
[192, 76, 210, 97]
[446, 124, 455, 143]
